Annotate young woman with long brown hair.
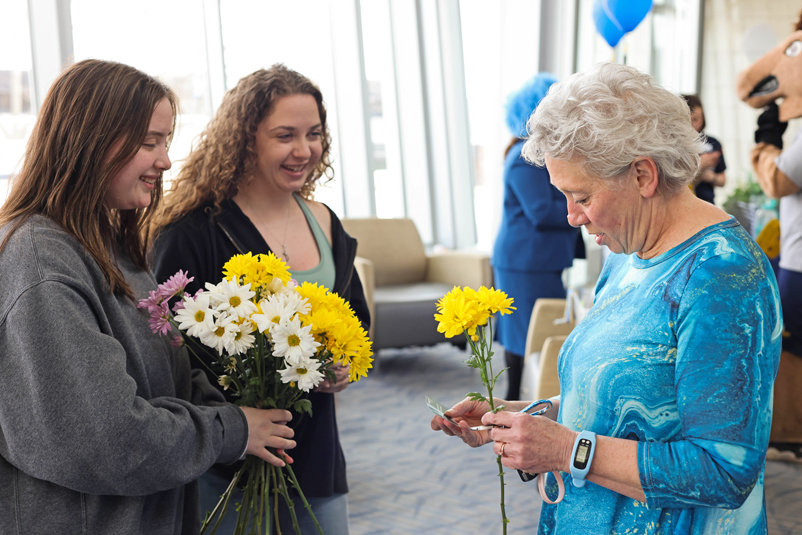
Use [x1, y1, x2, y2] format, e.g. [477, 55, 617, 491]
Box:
[0, 59, 295, 535]
[151, 64, 369, 535]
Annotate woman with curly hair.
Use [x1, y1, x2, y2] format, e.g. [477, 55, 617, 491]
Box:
[151, 64, 369, 534]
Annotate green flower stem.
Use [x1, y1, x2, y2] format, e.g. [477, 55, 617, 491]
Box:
[465, 321, 508, 535]
[275, 464, 301, 534]
[232, 460, 253, 535]
[202, 464, 244, 534]
[271, 466, 282, 535]
[497, 454, 509, 533]
[284, 461, 325, 535]
[260, 457, 270, 535]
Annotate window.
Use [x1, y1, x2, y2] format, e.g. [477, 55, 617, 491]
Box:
[459, 0, 541, 251]
[360, 0, 405, 219]
[0, 0, 35, 200]
[71, 0, 216, 180]
[575, 0, 700, 94]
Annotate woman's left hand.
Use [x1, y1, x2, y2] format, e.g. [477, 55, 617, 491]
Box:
[314, 362, 351, 393]
[483, 410, 576, 475]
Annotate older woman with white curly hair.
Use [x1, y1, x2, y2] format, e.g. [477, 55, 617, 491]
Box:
[431, 62, 782, 534]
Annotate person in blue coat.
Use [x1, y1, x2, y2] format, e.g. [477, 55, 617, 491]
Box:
[493, 73, 583, 400]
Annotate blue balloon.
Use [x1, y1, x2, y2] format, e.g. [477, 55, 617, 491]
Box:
[608, 0, 652, 33]
[592, 0, 625, 48]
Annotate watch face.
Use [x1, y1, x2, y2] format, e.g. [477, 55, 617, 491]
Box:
[573, 439, 592, 470]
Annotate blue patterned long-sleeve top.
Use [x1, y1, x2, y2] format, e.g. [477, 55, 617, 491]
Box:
[537, 218, 782, 535]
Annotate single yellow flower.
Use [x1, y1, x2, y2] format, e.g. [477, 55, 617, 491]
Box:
[321, 291, 354, 317]
[296, 282, 330, 312]
[223, 253, 258, 284]
[305, 307, 342, 343]
[327, 318, 364, 363]
[256, 252, 291, 284]
[435, 287, 484, 338]
[349, 348, 374, 382]
[474, 286, 516, 315]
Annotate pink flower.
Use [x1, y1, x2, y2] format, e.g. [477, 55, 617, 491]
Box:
[169, 334, 184, 348]
[159, 270, 194, 299]
[172, 299, 186, 313]
[147, 301, 172, 335]
[137, 289, 163, 312]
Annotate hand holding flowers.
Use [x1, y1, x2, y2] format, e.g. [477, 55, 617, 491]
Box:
[139, 252, 372, 535]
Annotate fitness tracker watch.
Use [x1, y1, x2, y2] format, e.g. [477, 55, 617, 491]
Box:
[570, 430, 596, 488]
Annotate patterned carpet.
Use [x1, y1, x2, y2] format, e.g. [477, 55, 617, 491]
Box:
[337, 344, 802, 535]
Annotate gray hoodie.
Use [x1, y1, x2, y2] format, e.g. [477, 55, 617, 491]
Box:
[0, 216, 248, 534]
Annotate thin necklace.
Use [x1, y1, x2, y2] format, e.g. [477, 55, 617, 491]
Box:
[248, 197, 292, 264]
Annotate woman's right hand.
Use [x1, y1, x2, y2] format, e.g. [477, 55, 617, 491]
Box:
[430, 397, 498, 448]
[240, 407, 296, 467]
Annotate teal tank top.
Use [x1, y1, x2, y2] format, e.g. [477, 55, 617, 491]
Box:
[289, 193, 336, 290]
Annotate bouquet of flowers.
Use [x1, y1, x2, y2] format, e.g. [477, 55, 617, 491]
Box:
[434, 286, 515, 534]
[139, 252, 373, 535]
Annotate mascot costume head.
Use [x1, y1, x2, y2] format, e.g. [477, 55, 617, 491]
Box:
[737, 13, 802, 121]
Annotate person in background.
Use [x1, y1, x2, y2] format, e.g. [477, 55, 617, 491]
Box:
[750, 104, 802, 465]
[493, 73, 583, 400]
[0, 59, 295, 535]
[683, 94, 727, 204]
[151, 64, 369, 535]
[432, 62, 781, 534]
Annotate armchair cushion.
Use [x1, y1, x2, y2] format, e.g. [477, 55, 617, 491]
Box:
[341, 218, 426, 286]
[427, 251, 493, 289]
[373, 282, 454, 349]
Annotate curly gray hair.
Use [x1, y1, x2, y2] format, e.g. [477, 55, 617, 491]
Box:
[522, 62, 705, 195]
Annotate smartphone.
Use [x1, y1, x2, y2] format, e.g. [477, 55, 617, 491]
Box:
[425, 396, 459, 425]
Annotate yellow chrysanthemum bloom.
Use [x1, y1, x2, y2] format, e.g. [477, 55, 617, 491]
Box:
[435, 287, 484, 338]
[349, 345, 374, 382]
[305, 307, 342, 343]
[296, 282, 330, 310]
[327, 318, 364, 364]
[223, 253, 258, 284]
[256, 252, 291, 284]
[323, 292, 354, 317]
[474, 286, 515, 315]
[243, 263, 272, 290]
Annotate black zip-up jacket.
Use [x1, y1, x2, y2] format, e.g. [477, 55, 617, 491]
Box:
[152, 198, 370, 498]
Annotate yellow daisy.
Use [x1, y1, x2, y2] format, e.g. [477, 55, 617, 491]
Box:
[474, 286, 515, 315]
[223, 253, 258, 284]
[256, 252, 291, 284]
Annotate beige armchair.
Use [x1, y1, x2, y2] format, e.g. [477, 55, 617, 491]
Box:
[342, 218, 492, 350]
[519, 298, 576, 400]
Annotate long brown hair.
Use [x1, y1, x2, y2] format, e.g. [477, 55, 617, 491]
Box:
[0, 59, 176, 300]
[151, 64, 333, 237]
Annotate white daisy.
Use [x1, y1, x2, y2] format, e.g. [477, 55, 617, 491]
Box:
[218, 375, 233, 390]
[200, 312, 238, 354]
[252, 295, 294, 334]
[206, 278, 258, 319]
[173, 293, 215, 338]
[277, 291, 311, 317]
[226, 321, 255, 355]
[262, 276, 295, 297]
[279, 356, 324, 392]
[272, 315, 320, 365]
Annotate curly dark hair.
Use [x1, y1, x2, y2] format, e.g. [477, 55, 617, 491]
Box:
[152, 64, 334, 236]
